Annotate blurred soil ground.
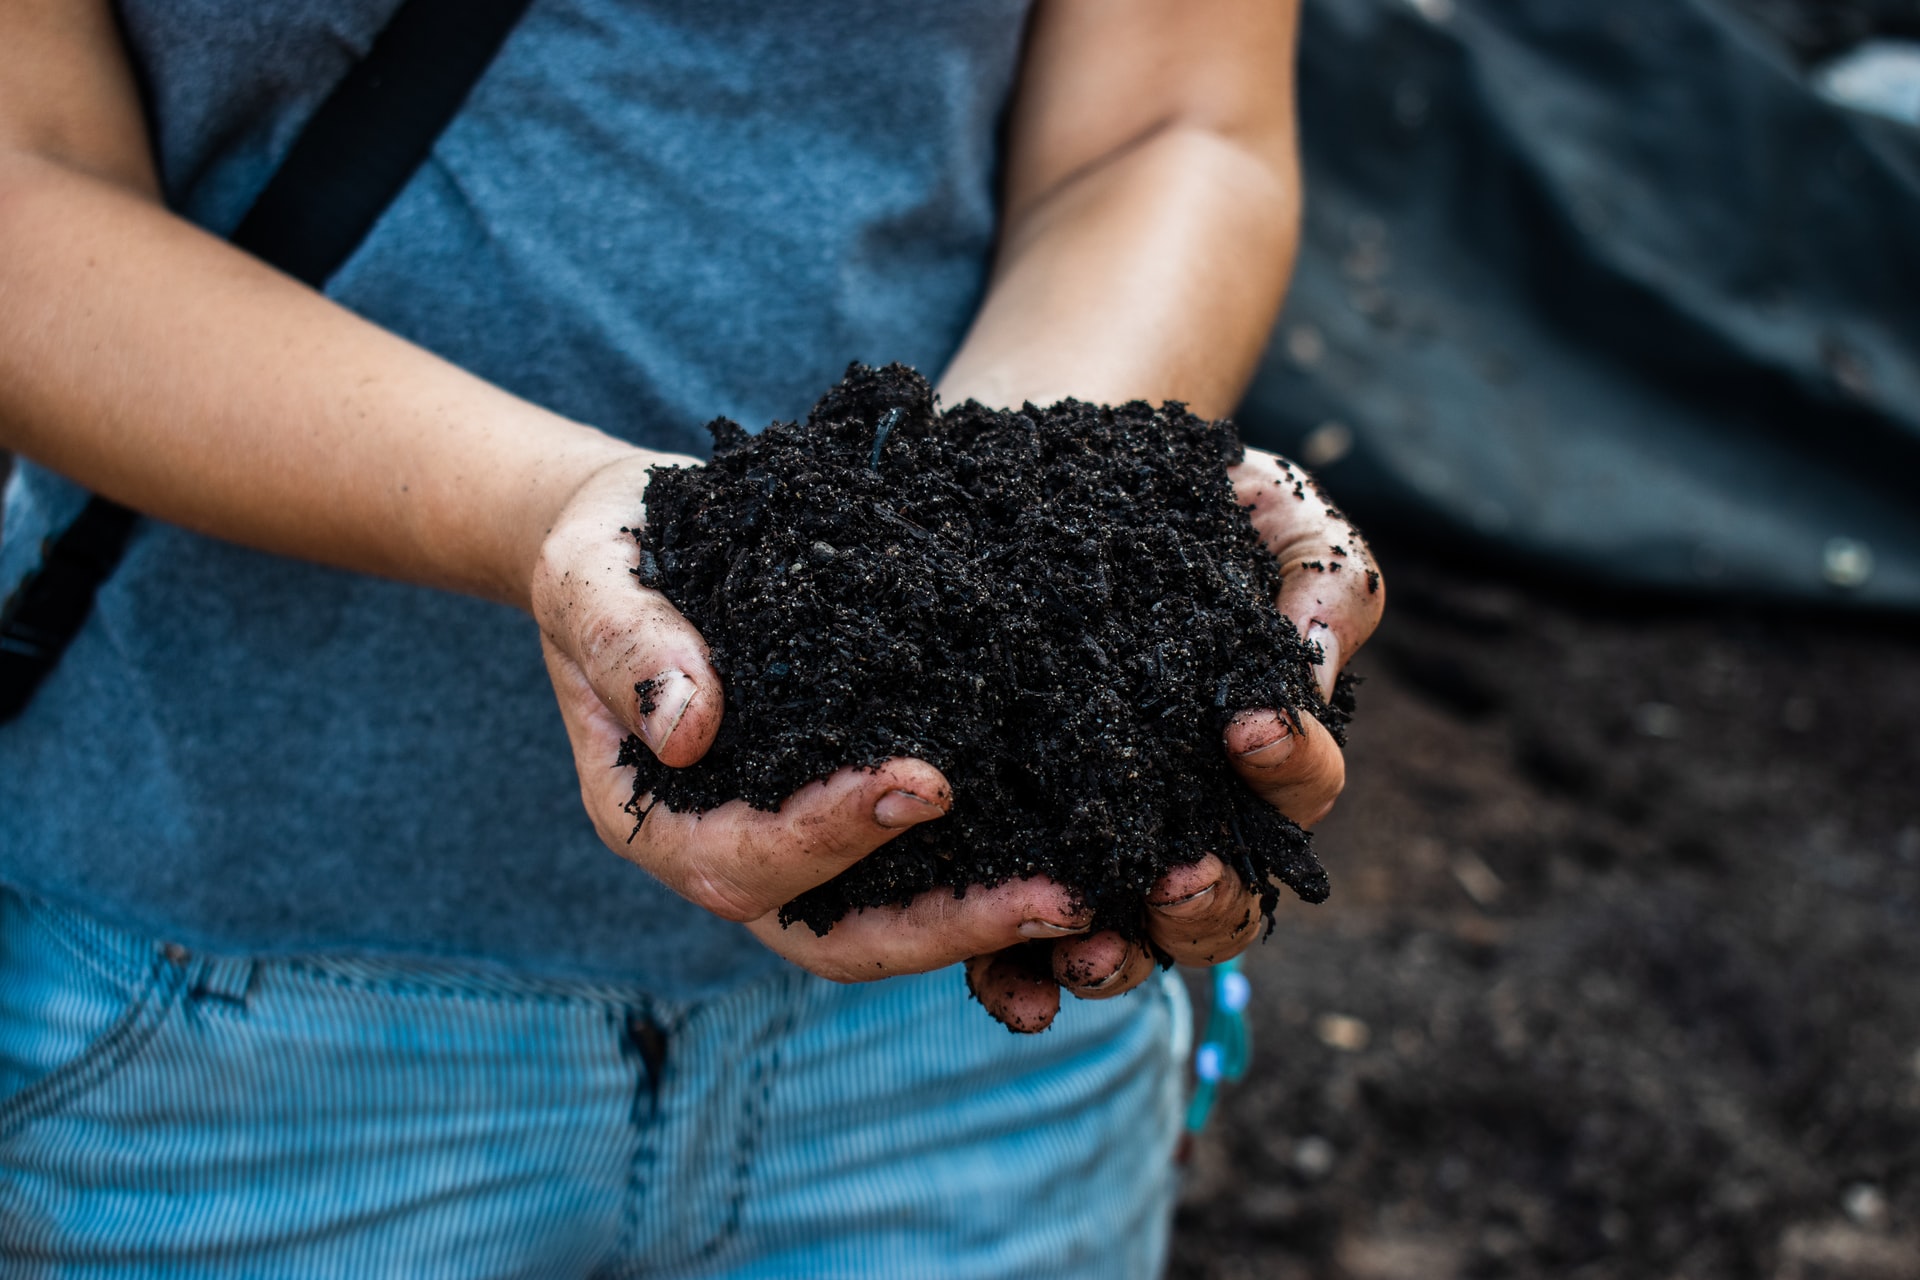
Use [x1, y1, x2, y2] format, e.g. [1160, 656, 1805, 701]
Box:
[1169, 546, 1920, 1280]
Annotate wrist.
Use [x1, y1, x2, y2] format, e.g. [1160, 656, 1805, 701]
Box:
[491, 439, 654, 613]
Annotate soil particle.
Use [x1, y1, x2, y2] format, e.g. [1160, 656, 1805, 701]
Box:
[622, 363, 1349, 939]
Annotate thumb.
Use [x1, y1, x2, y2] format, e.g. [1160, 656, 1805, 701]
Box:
[532, 455, 722, 768]
[585, 582, 721, 769]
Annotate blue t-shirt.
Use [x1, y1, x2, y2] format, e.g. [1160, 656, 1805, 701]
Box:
[0, 0, 1030, 997]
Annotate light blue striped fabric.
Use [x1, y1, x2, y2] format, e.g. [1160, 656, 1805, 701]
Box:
[0, 889, 1190, 1277]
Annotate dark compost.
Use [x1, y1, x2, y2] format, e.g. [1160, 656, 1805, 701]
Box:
[622, 364, 1355, 939]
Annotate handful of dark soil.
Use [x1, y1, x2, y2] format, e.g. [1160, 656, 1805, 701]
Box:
[621, 364, 1352, 941]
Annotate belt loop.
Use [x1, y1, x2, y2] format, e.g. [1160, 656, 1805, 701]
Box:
[192, 953, 259, 1007]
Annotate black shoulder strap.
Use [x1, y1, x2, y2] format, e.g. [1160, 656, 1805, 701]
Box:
[232, 0, 534, 284]
[0, 0, 533, 723]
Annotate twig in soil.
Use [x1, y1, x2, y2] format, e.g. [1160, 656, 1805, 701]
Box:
[869, 406, 903, 470]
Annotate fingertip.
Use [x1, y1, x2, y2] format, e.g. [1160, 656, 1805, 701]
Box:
[1146, 883, 1265, 967]
[1150, 855, 1227, 911]
[966, 950, 1061, 1034]
[1052, 931, 1131, 994]
[1010, 876, 1093, 934]
[636, 668, 720, 768]
[868, 758, 953, 830]
[878, 757, 953, 806]
[1225, 709, 1296, 775]
[1231, 709, 1346, 828]
[873, 789, 944, 830]
[1274, 562, 1384, 690]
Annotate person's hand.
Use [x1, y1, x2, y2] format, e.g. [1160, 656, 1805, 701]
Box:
[972, 447, 1385, 1030]
[531, 453, 1092, 993]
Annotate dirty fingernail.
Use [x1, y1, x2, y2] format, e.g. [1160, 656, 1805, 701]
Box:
[1306, 622, 1340, 703]
[1074, 965, 1126, 994]
[1151, 881, 1220, 916]
[1235, 719, 1294, 763]
[874, 789, 943, 829]
[1018, 919, 1090, 939]
[638, 669, 697, 754]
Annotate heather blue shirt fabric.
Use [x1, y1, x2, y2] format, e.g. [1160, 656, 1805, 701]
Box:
[0, 0, 1031, 996]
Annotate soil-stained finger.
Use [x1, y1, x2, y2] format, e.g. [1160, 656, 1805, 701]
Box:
[743, 875, 1089, 984]
[575, 588, 722, 768]
[1225, 707, 1346, 829]
[1232, 448, 1385, 696]
[631, 758, 952, 923]
[1147, 860, 1265, 966]
[530, 459, 723, 767]
[965, 947, 1062, 1034]
[1051, 931, 1156, 999]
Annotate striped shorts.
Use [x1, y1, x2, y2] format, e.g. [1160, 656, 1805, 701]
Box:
[0, 888, 1189, 1278]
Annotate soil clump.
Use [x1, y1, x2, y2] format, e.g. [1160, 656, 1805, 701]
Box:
[622, 363, 1352, 939]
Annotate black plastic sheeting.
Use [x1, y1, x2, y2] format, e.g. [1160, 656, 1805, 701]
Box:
[1240, 0, 1920, 609]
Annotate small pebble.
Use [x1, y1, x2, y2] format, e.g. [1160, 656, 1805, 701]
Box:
[1843, 1182, 1889, 1230]
[1316, 1013, 1372, 1052]
[1450, 852, 1504, 908]
[1781, 695, 1817, 733]
[1632, 702, 1681, 739]
[1823, 537, 1874, 588]
[1291, 1135, 1336, 1180]
[1285, 324, 1326, 369]
[1299, 421, 1353, 469]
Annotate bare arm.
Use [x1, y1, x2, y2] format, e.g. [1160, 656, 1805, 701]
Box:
[0, 0, 637, 609]
[938, 0, 1301, 418]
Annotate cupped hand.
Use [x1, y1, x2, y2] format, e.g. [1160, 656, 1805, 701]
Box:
[997, 447, 1385, 1030]
[531, 453, 1089, 1004]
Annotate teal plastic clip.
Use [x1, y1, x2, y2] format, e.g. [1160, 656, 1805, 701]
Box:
[1184, 955, 1251, 1135]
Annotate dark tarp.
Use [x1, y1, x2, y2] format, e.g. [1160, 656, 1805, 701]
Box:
[1240, 0, 1920, 608]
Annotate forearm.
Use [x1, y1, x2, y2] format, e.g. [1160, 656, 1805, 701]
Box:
[939, 0, 1300, 421]
[0, 150, 644, 610]
[940, 124, 1298, 420]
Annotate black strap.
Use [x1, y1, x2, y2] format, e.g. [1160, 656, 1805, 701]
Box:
[0, 500, 138, 721]
[231, 0, 534, 284]
[0, 0, 532, 723]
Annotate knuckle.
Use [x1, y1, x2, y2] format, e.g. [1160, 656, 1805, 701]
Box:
[1300, 795, 1340, 828]
[576, 606, 647, 676]
[1208, 935, 1257, 966]
[680, 867, 773, 924]
[1153, 914, 1253, 965]
[802, 958, 869, 985]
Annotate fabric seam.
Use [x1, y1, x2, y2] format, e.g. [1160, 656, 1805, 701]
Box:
[0, 955, 183, 1142]
[20, 898, 153, 996]
[690, 989, 799, 1266]
[283, 958, 632, 1007]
